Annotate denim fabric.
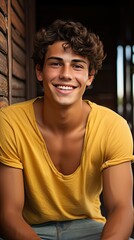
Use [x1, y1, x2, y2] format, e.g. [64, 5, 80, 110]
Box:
[31, 218, 133, 240]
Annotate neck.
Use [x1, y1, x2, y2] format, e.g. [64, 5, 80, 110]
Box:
[42, 99, 86, 133]
[34, 97, 90, 134]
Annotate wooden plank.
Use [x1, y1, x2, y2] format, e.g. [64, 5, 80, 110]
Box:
[0, 52, 7, 76]
[12, 77, 25, 97]
[17, 0, 24, 10]
[11, 0, 25, 23]
[0, 12, 7, 34]
[12, 41, 25, 66]
[12, 26, 25, 50]
[25, 0, 36, 99]
[12, 58, 25, 80]
[0, 73, 8, 95]
[12, 88, 25, 97]
[7, 0, 12, 104]
[0, 31, 7, 54]
[11, 7, 25, 37]
[0, 0, 7, 15]
[11, 96, 25, 104]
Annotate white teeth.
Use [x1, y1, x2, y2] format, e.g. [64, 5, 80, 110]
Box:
[57, 85, 73, 90]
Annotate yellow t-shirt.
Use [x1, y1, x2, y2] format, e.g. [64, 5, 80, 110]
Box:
[0, 98, 134, 225]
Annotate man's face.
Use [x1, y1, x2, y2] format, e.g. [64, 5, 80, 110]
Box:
[36, 41, 94, 107]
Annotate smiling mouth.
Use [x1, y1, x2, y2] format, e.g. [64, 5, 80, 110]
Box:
[54, 84, 76, 90]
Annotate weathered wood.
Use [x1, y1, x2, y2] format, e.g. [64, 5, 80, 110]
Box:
[0, 73, 8, 96]
[11, 0, 25, 23]
[0, 31, 7, 54]
[12, 88, 25, 97]
[0, 52, 7, 76]
[12, 58, 26, 80]
[12, 41, 25, 66]
[12, 27, 25, 50]
[0, 0, 7, 15]
[11, 7, 25, 37]
[12, 77, 25, 97]
[0, 12, 7, 34]
[25, 0, 36, 99]
[0, 96, 8, 108]
[11, 96, 25, 104]
[17, 0, 24, 10]
[7, 0, 12, 105]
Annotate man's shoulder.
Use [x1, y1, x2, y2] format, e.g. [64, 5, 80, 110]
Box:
[84, 99, 123, 120]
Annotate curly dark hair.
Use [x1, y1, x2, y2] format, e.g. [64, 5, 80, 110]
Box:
[32, 19, 106, 75]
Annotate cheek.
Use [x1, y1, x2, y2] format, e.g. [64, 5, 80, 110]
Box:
[43, 68, 58, 81]
[42, 72, 51, 83]
[79, 75, 89, 85]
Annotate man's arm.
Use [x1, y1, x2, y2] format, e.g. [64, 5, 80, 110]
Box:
[0, 163, 41, 240]
[101, 162, 134, 240]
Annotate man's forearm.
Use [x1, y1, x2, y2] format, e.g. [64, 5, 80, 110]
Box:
[100, 208, 133, 240]
[0, 215, 41, 240]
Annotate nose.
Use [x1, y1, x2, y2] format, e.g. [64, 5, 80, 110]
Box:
[59, 65, 72, 81]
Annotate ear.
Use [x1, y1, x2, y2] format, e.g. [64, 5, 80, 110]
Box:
[36, 64, 43, 82]
[86, 73, 94, 87]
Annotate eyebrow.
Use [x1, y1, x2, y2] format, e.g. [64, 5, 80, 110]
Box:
[47, 57, 88, 65]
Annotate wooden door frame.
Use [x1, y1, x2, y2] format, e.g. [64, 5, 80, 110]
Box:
[25, 0, 36, 99]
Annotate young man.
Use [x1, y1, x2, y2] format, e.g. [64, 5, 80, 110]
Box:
[0, 19, 134, 240]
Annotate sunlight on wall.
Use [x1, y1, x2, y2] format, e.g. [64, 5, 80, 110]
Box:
[117, 45, 124, 114]
[117, 45, 134, 115]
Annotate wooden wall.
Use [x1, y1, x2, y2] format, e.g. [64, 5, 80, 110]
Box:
[0, 0, 8, 107]
[0, 0, 36, 108]
[10, 0, 26, 104]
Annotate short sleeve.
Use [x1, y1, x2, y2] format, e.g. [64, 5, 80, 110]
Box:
[101, 117, 134, 171]
[0, 109, 23, 169]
